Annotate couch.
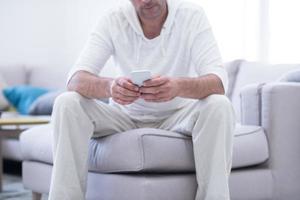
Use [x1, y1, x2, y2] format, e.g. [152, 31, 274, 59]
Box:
[16, 60, 300, 200]
[0, 65, 69, 162]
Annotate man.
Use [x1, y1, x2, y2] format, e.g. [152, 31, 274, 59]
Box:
[49, 0, 236, 199]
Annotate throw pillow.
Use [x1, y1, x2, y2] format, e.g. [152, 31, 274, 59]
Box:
[3, 85, 49, 115]
[279, 69, 300, 82]
[28, 90, 64, 115]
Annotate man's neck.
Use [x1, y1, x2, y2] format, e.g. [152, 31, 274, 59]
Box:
[139, 6, 168, 39]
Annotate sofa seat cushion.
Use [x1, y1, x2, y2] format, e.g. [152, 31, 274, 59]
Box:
[232, 124, 269, 168]
[20, 123, 269, 173]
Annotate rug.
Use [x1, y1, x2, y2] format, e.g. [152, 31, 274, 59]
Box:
[0, 174, 48, 200]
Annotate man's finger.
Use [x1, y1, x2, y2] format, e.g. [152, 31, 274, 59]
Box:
[116, 85, 140, 97]
[140, 93, 157, 101]
[139, 86, 161, 94]
[115, 92, 139, 101]
[114, 97, 133, 105]
[143, 76, 169, 87]
[141, 93, 166, 101]
[117, 78, 139, 92]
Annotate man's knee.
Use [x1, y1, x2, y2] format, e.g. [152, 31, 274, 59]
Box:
[200, 94, 236, 122]
[53, 91, 87, 111]
[193, 95, 236, 138]
[204, 94, 233, 111]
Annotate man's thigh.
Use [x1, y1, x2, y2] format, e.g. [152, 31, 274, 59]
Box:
[158, 95, 231, 135]
[158, 100, 200, 136]
[84, 100, 137, 137]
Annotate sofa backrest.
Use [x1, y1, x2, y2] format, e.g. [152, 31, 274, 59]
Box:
[0, 65, 27, 86]
[229, 61, 300, 122]
[0, 65, 69, 90]
[26, 66, 69, 89]
[224, 60, 244, 100]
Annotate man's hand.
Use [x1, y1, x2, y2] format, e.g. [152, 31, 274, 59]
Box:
[111, 77, 140, 105]
[139, 76, 180, 102]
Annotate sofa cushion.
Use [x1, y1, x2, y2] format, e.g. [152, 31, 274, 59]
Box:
[279, 69, 300, 82]
[20, 123, 269, 173]
[28, 90, 64, 115]
[232, 124, 269, 168]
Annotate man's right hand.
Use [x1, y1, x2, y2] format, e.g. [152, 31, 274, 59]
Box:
[110, 77, 140, 105]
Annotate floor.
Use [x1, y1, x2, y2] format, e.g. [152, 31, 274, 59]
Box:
[0, 160, 48, 200]
[1, 174, 32, 200]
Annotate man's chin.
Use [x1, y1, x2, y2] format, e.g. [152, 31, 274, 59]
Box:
[141, 8, 162, 20]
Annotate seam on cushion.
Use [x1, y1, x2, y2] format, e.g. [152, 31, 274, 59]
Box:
[240, 83, 265, 125]
[142, 133, 191, 140]
[235, 127, 264, 137]
[258, 83, 267, 125]
[137, 133, 145, 171]
[234, 157, 269, 169]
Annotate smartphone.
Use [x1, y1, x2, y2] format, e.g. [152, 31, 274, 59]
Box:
[130, 70, 152, 87]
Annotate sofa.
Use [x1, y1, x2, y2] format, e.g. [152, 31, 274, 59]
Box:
[15, 60, 300, 200]
[0, 65, 69, 162]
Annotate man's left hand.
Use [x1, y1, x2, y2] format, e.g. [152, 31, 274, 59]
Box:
[140, 76, 180, 102]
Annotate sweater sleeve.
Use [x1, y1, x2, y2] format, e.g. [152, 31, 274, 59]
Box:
[66, 15, 114, 85]
[190, 10, 228, 94]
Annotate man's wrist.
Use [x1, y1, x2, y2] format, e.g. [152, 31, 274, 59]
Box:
[105, 79, 114, 98]
[174, 77, 185, 97]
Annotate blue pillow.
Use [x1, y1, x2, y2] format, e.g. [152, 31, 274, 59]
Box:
[3, 85, 49, 115]
[279, 69, 300, 82]
[28, 90, 64, 115]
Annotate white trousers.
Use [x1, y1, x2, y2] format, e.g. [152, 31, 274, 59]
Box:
[48, 92, 235, 200]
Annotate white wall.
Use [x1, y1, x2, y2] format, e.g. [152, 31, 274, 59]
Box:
[0, 0, 122, 76]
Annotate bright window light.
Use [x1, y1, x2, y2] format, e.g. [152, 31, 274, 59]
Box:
[269, 0, 300, 64]
[193, 0, 260, 62]
[194, 0, 300, 64]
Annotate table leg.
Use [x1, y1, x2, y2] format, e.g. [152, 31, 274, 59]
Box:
[0, 136, 3, 192]
[32, 192, 42, 200]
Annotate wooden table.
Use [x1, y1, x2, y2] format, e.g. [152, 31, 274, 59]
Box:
[0, 116, 50, 192]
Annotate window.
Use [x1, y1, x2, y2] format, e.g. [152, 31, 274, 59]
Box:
[269, 0, 300, 64]
[195, 0, 300, 64]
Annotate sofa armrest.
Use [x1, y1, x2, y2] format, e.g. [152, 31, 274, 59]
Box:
[240, 83, 266, 126]
[261, 82, 300, 198]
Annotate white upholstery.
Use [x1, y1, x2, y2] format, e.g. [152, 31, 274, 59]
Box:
[231, 61, 300, 122]
[20, 123, 269, 171]
[261, 82, 300, 198]
[232, 124, 269, 168]
[27, 66, 69, 89]
[239, 83, 265, 126]
[22, 161, 274, 200]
